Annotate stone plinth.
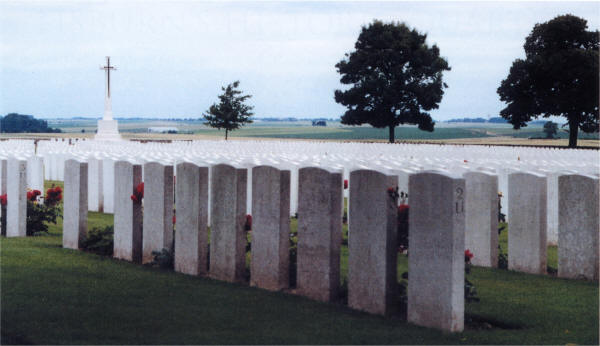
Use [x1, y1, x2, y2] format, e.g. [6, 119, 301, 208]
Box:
[95, 119, 121, 141]
[113, 161, 143, 263]
[348, 169, 398, 315]
[63, 159, 88, 249]
[209, 164, 247, 283]
[250, 165, 291, 291]
[296, 167, 342, 302]
[174, 162, 209, 276]
[407, 171, 465, 333]
[142, 162, 175, 263]
[6, 158, 27, 237]
[463, 171, 499, 267]
[508, 172, 547, 275]
[558, 174, 599, 280]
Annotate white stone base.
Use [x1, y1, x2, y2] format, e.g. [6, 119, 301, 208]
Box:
[95, 119, 122, 141]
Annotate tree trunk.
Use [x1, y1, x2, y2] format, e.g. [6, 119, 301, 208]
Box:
[388, 126, 395, 143]
[568, 119, 578, 148]
[225, 129, 228, 140]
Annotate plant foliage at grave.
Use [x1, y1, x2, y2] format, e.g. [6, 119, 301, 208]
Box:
[497, 14, 599, 148]
[203, 81, 254, 140]
[22, 186, 62, 237]
[150, 248, 174, 270]
[82, 226, 114, 256]
[334, 20, 450, 143]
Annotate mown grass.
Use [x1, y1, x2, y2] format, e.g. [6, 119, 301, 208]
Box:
[1, 182, 597, 344]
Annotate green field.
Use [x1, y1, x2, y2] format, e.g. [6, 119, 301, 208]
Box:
[45, 118, 599, 141]
[1, 181, 597, 344]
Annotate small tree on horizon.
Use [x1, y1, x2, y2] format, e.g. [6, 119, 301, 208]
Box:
[543, 121, 558, 139]
[203, 81, 253, 140]
[334, 20, 451, 143]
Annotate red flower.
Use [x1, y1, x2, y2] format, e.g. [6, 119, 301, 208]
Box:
[131, 182, 144, 203]
[245, 214, 252, 231]
[172, 215, 176, 224]
[45, 186, 63, 205]
[463, 159, 468, 163]
[136, 182, 144, 196]
[465, 249, 474, 261]
[0, 194, 6, 206]
[27, 190, 41, 202]
[343, 179, 348, 189]
[398, 204, 409, 214]
[387, 187, 395, 193]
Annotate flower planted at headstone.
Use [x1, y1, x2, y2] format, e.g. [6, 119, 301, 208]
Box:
[0, 194, 6, 206]
[397, 203, 409, 252]
[343, 179, 348, 189]
[26, 186, 62, 236]
[130, 182, 144, 203]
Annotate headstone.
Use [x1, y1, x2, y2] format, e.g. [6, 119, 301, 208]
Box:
[296, 167, 342, 302]
[142, 162, 175, 263]
[87, 157, 104, 212]
[407, 171, 465, 332]
[6, 158, 27, 237]
[558, 174, 599, 280]
[348, 169, 398, 315]
[174, 162, 209, 276]
[209, 164, 247, 283]
[113, 161, 143, 263]
[63, 159, 88, 249]
[508, 172, 547, 275]
[250, 165, 291, 291]
[26, 156, 44, 193]
[102, 158, 116, 213]
[463, 171, 499, 267]
[0, 159, 7, 234]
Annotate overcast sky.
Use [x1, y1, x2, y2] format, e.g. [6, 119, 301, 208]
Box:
[1, 1, 598, 120]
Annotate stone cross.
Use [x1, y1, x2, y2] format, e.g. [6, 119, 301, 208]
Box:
[100, 56, 116, 121]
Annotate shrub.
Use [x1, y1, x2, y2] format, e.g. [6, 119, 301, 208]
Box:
[82, 226, 114, 256]
[26, 187, 62, 236]
[150, 248, 174, 270]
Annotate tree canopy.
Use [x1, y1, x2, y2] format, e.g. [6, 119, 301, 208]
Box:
[543, 121, 558, 139]
[334, 20, 450, 143]
[497, 14, 599, 147]
[203, 81, 253, 140]
[0, 113, 61, 133]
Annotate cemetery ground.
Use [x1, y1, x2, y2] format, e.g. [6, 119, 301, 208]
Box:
[1, 182, 597, 345]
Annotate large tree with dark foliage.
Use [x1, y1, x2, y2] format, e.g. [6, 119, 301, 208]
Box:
[334, 21, 450, 143]
[0, 113, 61, 133]
[203, 81, 253, 140]
[497, 14, 599, 148]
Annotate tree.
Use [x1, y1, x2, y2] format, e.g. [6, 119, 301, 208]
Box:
[203, 81, 253, 140]
[497, 14, 599, 148]
[543, 121, 558, 139]
[0, 113, 61, 133]
[334, 20, 450, 143]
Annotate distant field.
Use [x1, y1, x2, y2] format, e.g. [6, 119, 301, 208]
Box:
[1, 118, 595, 148]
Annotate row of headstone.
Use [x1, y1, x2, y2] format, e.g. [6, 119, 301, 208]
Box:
[59, 157, 598, 332]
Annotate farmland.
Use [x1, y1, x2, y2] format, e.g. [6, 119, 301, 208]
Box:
[1, 118, 598, 148]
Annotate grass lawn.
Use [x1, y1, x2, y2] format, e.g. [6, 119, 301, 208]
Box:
[1, 182, 597, 344]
